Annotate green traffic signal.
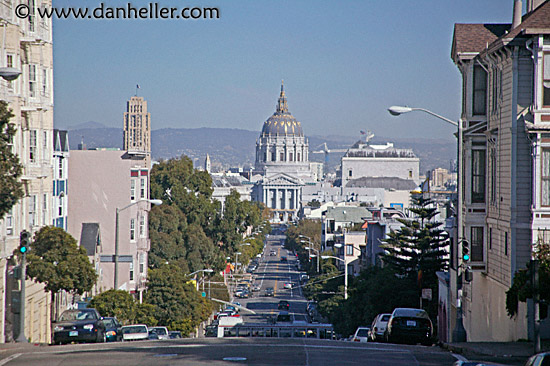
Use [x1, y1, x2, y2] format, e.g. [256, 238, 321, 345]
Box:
[19, 230, 30, 254]
[461, 240, 470, 262]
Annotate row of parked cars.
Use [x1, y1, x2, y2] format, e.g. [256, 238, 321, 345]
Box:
[52, 308, 181, 345]
[351, 308, 433, 346]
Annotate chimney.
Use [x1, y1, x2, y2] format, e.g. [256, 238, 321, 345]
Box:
[512, 0, 523, 29]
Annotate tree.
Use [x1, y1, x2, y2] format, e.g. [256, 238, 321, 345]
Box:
[89, 290, 136, 325]
[26, 226, 98, 322]
[506, 243, 550, 318]
[381, 194, 448, 319]
[0, 101, 24, 219]
[145, 264, 212, 335]
[26, 226, 97, 296]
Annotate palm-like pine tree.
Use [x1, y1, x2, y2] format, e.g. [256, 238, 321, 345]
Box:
[382, 195, 449, 309]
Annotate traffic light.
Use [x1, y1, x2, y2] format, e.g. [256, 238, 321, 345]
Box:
[19, 230, 30, 254]
[461, 240, 470, 262]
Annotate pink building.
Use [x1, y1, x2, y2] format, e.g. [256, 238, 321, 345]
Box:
[68, 149, 151, 299]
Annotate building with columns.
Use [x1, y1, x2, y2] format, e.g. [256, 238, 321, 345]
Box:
[123, 96, 151, 154]
[253, 83, 314, 222]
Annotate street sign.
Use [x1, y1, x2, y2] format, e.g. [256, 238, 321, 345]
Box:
[421, 288, 432, 300]
[201, 292, 206, 297]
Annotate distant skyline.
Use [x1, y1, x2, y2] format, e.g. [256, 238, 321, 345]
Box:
[53, 0, 515, 140]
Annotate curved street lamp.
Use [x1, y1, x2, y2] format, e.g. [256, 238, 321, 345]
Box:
[387, 105, 466, 342]
[321, 255, 348, 300]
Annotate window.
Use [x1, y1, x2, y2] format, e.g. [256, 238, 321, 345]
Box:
[139, 253, 145, 273]
[473, 65, 487, 115]
[542, 149, 550, 206]
[42, 193, 47, 225]
[408, 170, 413, 178]
[6, 55, 13, 68]
[42, 68, 48, 96]
[28, 64, 36, 98]
[130, 179, 136, 201]
[544, 53, 550, 107]
[271, 151, 276, 161]
[471, 149, 486, 203]
[139, 215, 146, 238]
[346, 245, 353, 256]
[280, 152, 284, 161]
[5, 209, 13, 236]
[58, 158, 63, 179]
[297, 153, 300, 161]
[289, 153, 293, 162]
[490, 145, 497, 205]
[130, 219, 135, 241]
[42, 130, 47, 160]
[58, 195, 63, 216]
[29, 130, 37, 162]
[489, 227, 492, 250]
[29, 195, 36, 227]
[129, 262, 134, 281]
[348, 170, 352, 178]
[28, 0, 35, 32]
[140, 178, 146, 199]
[504, 232, 508, 256]
[471, 226, 484, 262]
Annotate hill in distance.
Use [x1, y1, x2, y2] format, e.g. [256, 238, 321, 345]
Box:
[65, 124, 455, 174]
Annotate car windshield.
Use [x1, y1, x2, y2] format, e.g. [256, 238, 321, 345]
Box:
[123, 326, 147, 334]
[102, 319, 115, 328]
[356, 329, 369, 337]
[151, 327, 168, 335]
[59, 310, 97, 321]
[381, 315, 391, 322]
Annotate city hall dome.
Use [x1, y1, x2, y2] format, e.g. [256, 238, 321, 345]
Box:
[261, 82, 303, 137]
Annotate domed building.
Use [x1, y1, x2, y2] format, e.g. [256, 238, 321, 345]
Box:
[253, 82, 314, 222]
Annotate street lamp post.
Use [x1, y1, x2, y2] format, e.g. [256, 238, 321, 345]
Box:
[114, 198, 162, 290]
[321, 255, 348, 300]
[305, 246, 320, 272]
[387, 105, 466, 342]
[185, 269, 214, 291]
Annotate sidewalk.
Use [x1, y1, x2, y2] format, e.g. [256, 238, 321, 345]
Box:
[442, 341, 548, 365]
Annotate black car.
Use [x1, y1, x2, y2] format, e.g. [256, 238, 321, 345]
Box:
[265, 287, 275, 297]
[169, 331, 183, 339]
[101, 316, 122, 342]
[278, 300, 290, 311]
[280, 256, 287, 262]
[384, 308, 433, 346]
[53, 308, 106, 345]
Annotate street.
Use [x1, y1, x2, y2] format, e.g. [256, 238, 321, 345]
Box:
[0, 338, 458, 366]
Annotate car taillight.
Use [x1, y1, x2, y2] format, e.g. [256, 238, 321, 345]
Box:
[354, 338, 359, 342]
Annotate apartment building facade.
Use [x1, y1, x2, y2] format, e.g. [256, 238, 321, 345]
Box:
[451, 0, 550, 341]
[0, 0, 53, 343]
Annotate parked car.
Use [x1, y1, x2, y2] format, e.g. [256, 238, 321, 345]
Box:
[53, 308, 106, 345]
[149, 326, 169, 340]
[283, 282, 292, 289]
[252, 284, 261, 292]
[351, 326, 370, 343]
[205, 325, 217, 337]
[270, 250, 277, 256]
[169, 331, 183, 339]
[369, 313, 391, 342]
[384, 308, 433, 346]
[101, 316, 122, 342]
[265, 287, 275, 297]
[525, 351, 550, 366]
[121, 324, 149, 341]
[235, 289, 250, 298]
[278, 300, 290, 311]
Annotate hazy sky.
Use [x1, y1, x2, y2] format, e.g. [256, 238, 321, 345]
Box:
[53, 0, 513, 140]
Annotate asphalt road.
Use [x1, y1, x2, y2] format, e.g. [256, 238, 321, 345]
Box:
[0, 229, 519, 365]
[0, 338, 460, 366]
[232, 233, 307, 324]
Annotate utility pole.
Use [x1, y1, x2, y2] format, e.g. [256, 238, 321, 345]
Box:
[532, 259, 541, 353]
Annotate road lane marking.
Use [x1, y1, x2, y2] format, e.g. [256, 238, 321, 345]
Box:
[0, 353, 21, 366]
